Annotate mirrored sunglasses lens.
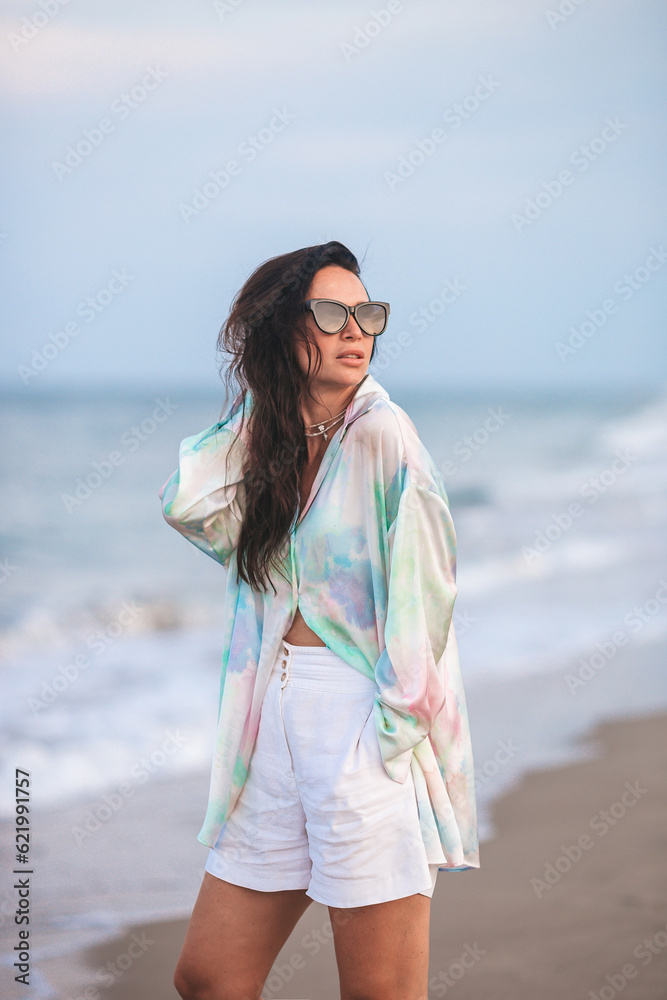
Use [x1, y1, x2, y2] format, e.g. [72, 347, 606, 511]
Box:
[313, 301, 347, 333]
[356, 304, 387, 335]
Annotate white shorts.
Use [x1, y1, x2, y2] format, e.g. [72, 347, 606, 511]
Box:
[205, 639, 440, 908]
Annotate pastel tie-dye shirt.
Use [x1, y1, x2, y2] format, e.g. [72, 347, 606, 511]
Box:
[159, 372, 479, 872]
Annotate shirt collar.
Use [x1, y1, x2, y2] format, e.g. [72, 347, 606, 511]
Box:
[342, 372, 390, 431]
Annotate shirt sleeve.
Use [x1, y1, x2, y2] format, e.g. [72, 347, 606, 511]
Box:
[159, 396, 251, 568]
[372, 474, 458, 784]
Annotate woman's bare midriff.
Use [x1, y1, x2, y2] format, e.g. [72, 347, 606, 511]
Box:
[283, 605, 327, 646]
[282, 445, 331, 647]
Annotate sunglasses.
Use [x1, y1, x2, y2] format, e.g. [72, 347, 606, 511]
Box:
[304, 299, 390, 336]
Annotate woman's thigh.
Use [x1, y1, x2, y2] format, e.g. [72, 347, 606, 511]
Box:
[329, 892, 431, 1000]
[174, 871, 313, 1000]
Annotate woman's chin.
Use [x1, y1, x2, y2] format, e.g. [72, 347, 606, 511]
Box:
[325, 364, 369, 384]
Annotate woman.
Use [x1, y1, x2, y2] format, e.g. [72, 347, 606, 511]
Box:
[160, 241, 479, 1000]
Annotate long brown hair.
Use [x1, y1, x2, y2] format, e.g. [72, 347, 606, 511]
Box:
[217, 241, 377, 595]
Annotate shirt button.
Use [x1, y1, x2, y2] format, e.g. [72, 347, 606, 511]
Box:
[281, 672, 287, 681]
[281, 659, 287, 668]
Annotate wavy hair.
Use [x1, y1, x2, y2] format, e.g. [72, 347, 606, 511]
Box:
[217, 241, 377, 595]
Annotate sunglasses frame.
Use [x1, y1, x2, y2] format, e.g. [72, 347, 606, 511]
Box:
[304, 298, 390, 337]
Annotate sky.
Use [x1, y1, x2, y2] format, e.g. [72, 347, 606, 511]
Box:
[1, 0, 665, 394]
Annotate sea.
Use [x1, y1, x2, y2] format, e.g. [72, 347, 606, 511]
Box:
[1, 380, 666, 992]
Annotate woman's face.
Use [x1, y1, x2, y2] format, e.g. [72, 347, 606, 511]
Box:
[294, 265, 374, 390]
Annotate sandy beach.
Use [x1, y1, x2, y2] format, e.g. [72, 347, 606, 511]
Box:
[39, 706, 667, 1000]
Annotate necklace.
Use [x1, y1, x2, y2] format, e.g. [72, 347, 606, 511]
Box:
[303, 374, 369, 441]
[304, 409, 346, 441]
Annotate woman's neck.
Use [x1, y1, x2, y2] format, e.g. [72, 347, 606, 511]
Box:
[299, 375, 366, 429]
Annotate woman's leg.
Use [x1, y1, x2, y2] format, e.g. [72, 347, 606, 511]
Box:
[174, 872, 313, 1000]
[329, 892, 431, 1000]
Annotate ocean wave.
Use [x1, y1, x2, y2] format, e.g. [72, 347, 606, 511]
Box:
[597, 384, 667, 458]
[0, 595, 223, 662]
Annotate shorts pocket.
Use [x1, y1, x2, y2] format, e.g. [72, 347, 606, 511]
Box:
[354, 697, 377, 752]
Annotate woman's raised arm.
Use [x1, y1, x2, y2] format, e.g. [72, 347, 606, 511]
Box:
[159, 395, 252, 568]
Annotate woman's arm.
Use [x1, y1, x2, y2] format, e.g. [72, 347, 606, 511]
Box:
[159, 396, 252, 568]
